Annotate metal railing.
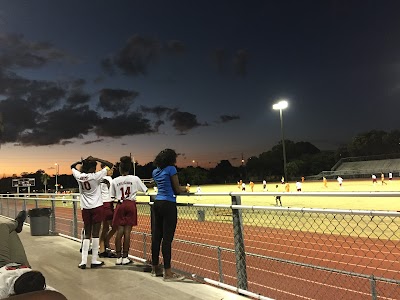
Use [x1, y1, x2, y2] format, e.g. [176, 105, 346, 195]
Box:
[0, 192, 399, 300]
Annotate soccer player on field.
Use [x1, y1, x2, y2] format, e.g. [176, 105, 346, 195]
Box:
[337, 176, 343, 188]
[262, 180, 267, 191]
[296, 180, 302, 192]
[249, 181, 255, 192]
[389, 172, 393, 181]
[71, 156, 113, 269]
[381, 173, 387, 185]
[110, 156, 148, 265]
[323, 177, 328, 188]
[372, 174, 377, 184]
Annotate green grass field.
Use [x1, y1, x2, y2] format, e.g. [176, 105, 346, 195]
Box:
[168, 179, 400, 211]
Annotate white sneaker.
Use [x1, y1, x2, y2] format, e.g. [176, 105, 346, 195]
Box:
[121, 257, 132, 265]
[116, 258, 122, 265]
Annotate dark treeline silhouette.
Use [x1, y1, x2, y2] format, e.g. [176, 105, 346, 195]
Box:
[1, 130, 400, 192]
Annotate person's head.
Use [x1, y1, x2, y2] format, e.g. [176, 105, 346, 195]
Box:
[101, 163, 114, 176]
[119, 156, 132, 175]
[81, 159, 97, 173]
[153, 149, 177, 169]
[14, 271, 46, 295]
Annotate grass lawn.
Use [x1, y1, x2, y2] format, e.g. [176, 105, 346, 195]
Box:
[166, 179, 400, 211]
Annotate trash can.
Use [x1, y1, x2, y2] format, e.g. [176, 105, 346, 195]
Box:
[28, 208, 51, 236]
[197, 210, 205, 222]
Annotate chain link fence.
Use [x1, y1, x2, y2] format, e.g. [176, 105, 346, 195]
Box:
[0, 193, 399, 299]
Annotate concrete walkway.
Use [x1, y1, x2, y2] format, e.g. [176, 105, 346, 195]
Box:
[3, 217, 248, 300]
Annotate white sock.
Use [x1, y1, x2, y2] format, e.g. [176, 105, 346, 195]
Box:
[80, 239, 90, 265]
[91, 238, 100, 264]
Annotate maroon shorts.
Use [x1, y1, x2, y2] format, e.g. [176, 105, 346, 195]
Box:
[102, 202, 114, 221]
[82, 206, 104, 225]
[112, 201, 137, 227]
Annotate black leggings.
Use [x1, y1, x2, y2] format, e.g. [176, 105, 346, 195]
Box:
[151, 200, 177, 269]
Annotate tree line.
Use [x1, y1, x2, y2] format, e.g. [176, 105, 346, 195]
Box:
[1, 129, 399, 193]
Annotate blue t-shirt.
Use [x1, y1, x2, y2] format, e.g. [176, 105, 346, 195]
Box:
[152, 165, 177, 202]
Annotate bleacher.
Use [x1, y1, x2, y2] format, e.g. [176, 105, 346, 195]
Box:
[311, 154, 400, 180]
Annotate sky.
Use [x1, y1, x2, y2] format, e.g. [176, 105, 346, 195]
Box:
[1, 0, 400, 177]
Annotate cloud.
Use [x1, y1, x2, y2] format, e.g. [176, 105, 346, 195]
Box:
[219, 114, 240, 123]
[0, 33, 68, 70]
[17, 105, 100, 146]
[169, 111, 202, 133]
[82, 139, 104, 145]
[114, 35, 161, 76]
[0, 70, 67, 109]
[98, 88, 139, 113]
[67, 91, 91, 106]
[140, 105, 177, 118]
[212, 48, 226, 73]
[94, 112, 154, 137]
[0, 98, 39, 143]
[165, 40, 186, 54]
[233, 49, 248, 77]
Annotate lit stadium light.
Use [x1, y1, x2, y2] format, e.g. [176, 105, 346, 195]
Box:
[272, 100, 289, 182]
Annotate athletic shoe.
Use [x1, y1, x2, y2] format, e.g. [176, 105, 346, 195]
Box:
[163, 273, 185, 282]
[115, 258, 122, 265]
[98, 251, 108, 258]
[121, 257, 132, 265]
[151, 267, 163, 277]
[90, 261, 104, 268]
[78, 264, 86, 269]
[15, 210, 27, 233]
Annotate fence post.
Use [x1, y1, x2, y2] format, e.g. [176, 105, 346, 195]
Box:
[72, 200, 78, 238]
[217, 246, 224, 283]
[14, 199, 17, 218]
[7, 197, 9, 217]
[143, 233, 147, 259]
[50, 199, 56, 233]
[231, 195, 248, 290]
[370, 274, 377, 300]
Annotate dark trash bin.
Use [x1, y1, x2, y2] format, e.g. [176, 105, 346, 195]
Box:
[28, 208, 51, 236]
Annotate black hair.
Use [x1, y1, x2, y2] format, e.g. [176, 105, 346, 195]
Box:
[119, 156, 132, 174]
[14, 271, 46, 295]
[153, 149, 177, 169]
[81, 159, 97, 173]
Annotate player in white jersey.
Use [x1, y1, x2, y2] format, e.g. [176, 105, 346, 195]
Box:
[110, 156, 148, 265]
[71, 156, 113, 269]
[99, 164, 117, 258]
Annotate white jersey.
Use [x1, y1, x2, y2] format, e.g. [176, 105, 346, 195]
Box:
[296, 181, 302, 190]
[111, 175, 148, 201]
[72, 168, 107, 209]
[101, 175, 113, 203]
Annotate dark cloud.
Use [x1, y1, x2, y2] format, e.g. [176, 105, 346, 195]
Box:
[82, 139, 104, 145]
[165, 40, 186, 54]
[94, 112, 154, 137]
[114, 35, 161, 76]
[18, 105, 99, 146]
[154, 120, 165, 131]
[0, 98, 39, 143]
[169, 111, 202, 133]
[60, 140, 73, 146]
[0, 33, 68, 70]
[212, 48, 226, 73]
[140, 105, 176, 118]
[0, 70, 66, 109]
[220, 114, 240, 123]
[98, 88, 139, 113]
[67, 91, 91, 106]
[233, 49, 248, 77]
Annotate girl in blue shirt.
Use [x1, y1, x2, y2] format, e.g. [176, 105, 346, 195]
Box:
[151, 149, 186, 281]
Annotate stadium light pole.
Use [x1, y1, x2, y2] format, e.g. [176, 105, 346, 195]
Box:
[55, 163, 59, 194]
[272, 100, 288, 182]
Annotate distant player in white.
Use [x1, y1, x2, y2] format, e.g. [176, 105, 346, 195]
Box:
[71, 156, 113, 270]
[337, 176, 343, 188]
[110, 156, 148, 265]
[241, 182, 246, 191]
[372, 174, 377, 184]
[196, 185, 202, 200]
[389, 172, 393, 181]
[262, 180, 267, 191]
[296, 181, 302, 192]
